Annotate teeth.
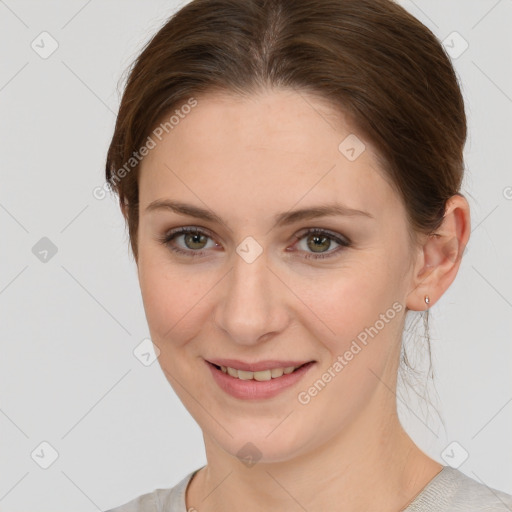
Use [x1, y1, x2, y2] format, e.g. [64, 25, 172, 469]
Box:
[219, 364, 302, 380]
[271, 368, 284, 378]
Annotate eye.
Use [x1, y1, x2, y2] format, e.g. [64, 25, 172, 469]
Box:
[290, 228, 351, 260]
[158, 226, 351, 260]
[158, 226, 219, 258]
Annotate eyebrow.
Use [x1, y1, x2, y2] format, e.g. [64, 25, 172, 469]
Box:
[145, 199, 374, 227]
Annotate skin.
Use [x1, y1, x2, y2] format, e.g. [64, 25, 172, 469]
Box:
[128, 88, 471, 511]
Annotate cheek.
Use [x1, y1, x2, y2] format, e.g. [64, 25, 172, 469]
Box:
[293, 269, 404, 423]
[137, 233, 406, 357]
[294, 267, 405, 418]
[295, 262, 401, 353]
[137, 251, 217, 348]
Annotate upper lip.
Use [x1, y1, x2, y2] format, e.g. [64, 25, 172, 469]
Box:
[206, 358, 314, 372]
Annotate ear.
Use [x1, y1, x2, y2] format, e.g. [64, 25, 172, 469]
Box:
[406, 194, 471, 311]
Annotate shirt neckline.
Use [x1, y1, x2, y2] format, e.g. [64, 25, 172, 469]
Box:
[179, 465, 451, 512]
[400, 465, 449, 510]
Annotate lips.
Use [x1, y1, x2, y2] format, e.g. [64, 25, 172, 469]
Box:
[206, 359, 316, 399]
[206, 358, 314, 372]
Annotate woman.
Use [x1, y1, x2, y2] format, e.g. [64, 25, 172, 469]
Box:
[104, 0, 512, 510]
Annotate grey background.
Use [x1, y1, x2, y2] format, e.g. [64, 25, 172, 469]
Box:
[0, 1, 511, 510]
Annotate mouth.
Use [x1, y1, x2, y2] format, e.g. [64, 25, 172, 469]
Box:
[205, 359, 316, 400]
[207, 361, 314, 381]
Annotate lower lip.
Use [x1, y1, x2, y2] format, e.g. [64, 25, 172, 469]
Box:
[206, 360, 315, 400]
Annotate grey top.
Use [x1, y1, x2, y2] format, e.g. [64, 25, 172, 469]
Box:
[105, 465, 512, 511]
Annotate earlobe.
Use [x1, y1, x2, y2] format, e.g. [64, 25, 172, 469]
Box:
[406, 194, 471, 311]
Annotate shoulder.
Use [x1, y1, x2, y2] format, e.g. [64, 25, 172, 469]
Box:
[104, 469, 198, 512]
[406, 466, 512, 512]
[449, 468, 512, 511]
[104, 489, 159, 512]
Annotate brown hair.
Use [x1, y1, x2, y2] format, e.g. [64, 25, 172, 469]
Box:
[105, 0, 467, 400]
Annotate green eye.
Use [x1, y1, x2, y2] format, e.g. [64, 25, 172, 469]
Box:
[292, 228, 351, 260]
[159, 227, 351, 260]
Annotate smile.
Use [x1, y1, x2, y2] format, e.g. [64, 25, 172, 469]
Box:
[205, 359, 316, 400]
[213, 363, 308, 381]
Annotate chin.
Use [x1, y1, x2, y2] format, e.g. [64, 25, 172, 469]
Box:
[209, 421, 309, 465]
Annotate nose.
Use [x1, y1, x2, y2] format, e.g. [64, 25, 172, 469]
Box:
[213, 249, 290, 346]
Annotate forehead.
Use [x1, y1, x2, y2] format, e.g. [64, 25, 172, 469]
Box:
[138, 89, 399, 224]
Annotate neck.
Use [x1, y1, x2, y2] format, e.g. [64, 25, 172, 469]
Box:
[186, 387, 442, 512]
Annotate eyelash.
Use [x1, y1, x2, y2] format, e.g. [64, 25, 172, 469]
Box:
[157, 226, 351, 260]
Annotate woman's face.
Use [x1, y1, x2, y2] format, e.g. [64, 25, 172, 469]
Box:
[136, 89, 420, 462]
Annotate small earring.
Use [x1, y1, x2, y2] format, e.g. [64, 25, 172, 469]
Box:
[424, 295, 430, 305]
